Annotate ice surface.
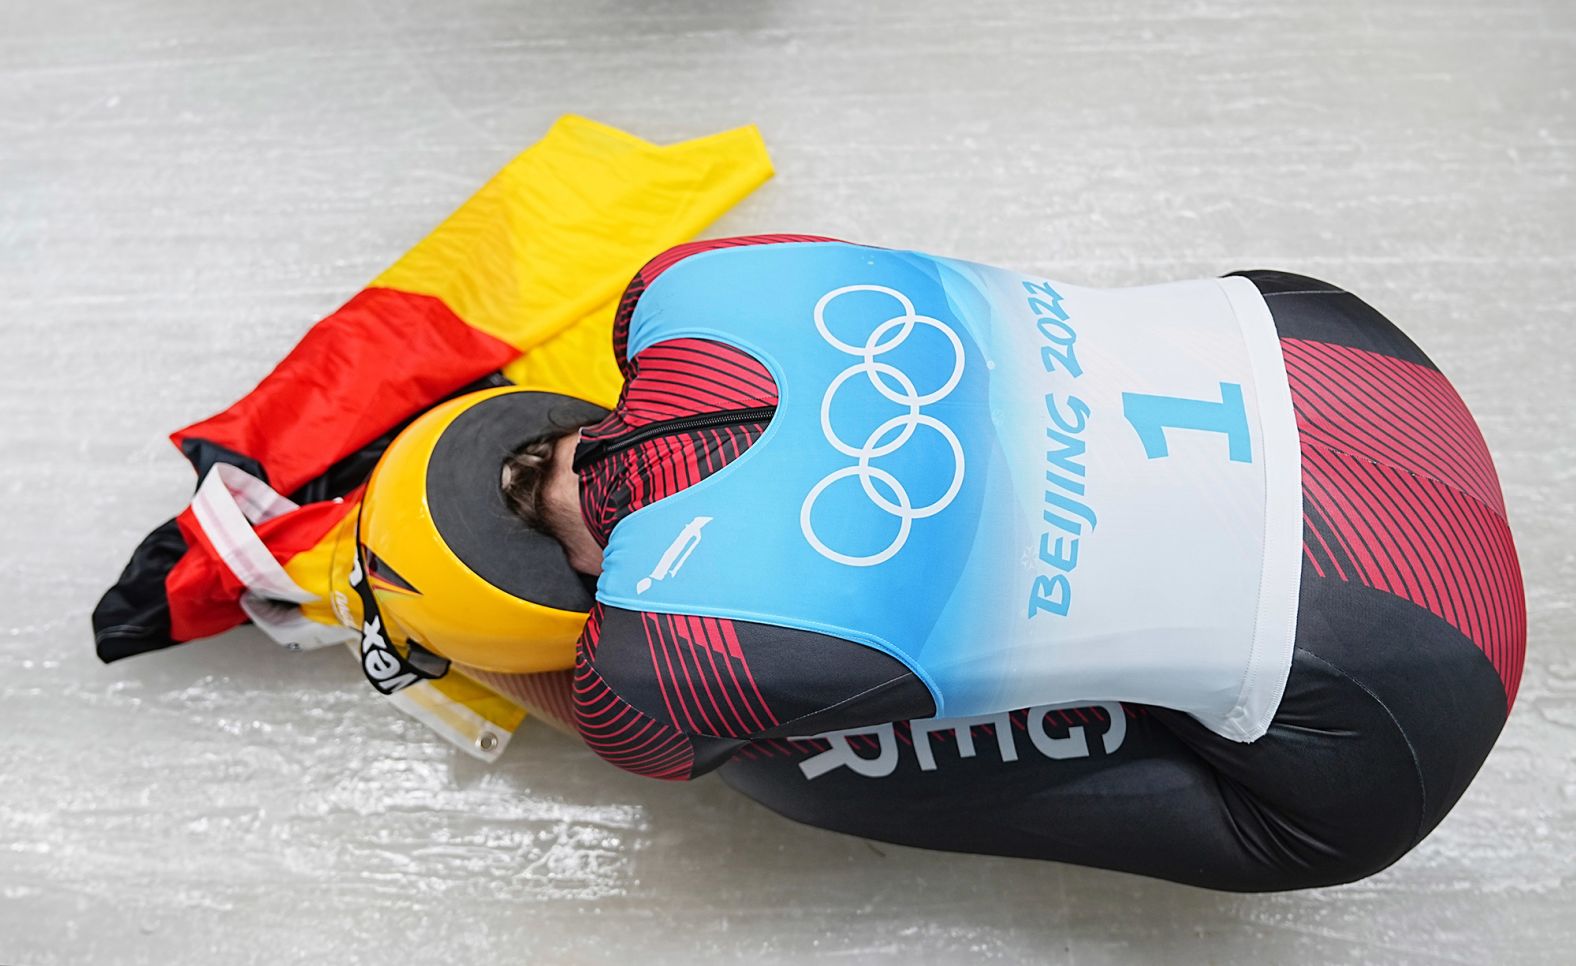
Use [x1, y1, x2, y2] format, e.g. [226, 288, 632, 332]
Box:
[2, 1, 1573, 963]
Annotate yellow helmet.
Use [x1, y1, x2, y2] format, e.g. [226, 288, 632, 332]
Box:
[353, 386, 608, 682]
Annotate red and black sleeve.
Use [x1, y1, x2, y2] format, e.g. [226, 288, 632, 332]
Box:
[575, 602, 934, 780]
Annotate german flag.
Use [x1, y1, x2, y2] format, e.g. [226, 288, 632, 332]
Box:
[92, 116, 773, 759]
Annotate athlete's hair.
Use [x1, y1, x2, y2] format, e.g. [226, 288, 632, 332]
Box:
[501, 412, 601, 538]
[500, 431, 570, 531]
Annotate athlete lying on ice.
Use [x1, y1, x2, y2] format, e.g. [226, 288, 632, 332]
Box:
[91, 122, 1525, 894]
[387, 234, 1525, 892]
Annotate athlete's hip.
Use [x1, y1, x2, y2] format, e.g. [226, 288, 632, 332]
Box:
[1243, 270, 1526, 707]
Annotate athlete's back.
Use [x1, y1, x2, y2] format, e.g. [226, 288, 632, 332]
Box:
[569, 239, 1524, 891]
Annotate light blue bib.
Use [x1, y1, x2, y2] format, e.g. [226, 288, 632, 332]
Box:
[595, 242, 1303, 737]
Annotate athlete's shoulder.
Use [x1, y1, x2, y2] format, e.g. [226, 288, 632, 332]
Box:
[574, 601, 935, 779]
[609, 234, 848, 374]
[641, 233, 849, 284]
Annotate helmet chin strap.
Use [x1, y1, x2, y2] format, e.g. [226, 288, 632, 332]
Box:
[350, 514, 449, 694]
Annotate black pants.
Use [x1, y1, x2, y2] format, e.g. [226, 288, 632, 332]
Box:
[718, 272, 1524, 892]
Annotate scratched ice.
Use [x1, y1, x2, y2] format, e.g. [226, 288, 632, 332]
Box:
[3, 1, 1572, 963]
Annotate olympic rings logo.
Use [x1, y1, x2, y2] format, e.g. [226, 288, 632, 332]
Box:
[799, 285, 967, 567]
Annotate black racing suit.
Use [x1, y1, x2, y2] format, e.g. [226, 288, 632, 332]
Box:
[570, 238, 1525, 891]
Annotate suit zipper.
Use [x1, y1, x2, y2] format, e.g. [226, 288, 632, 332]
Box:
[571, 405, 777, 472]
